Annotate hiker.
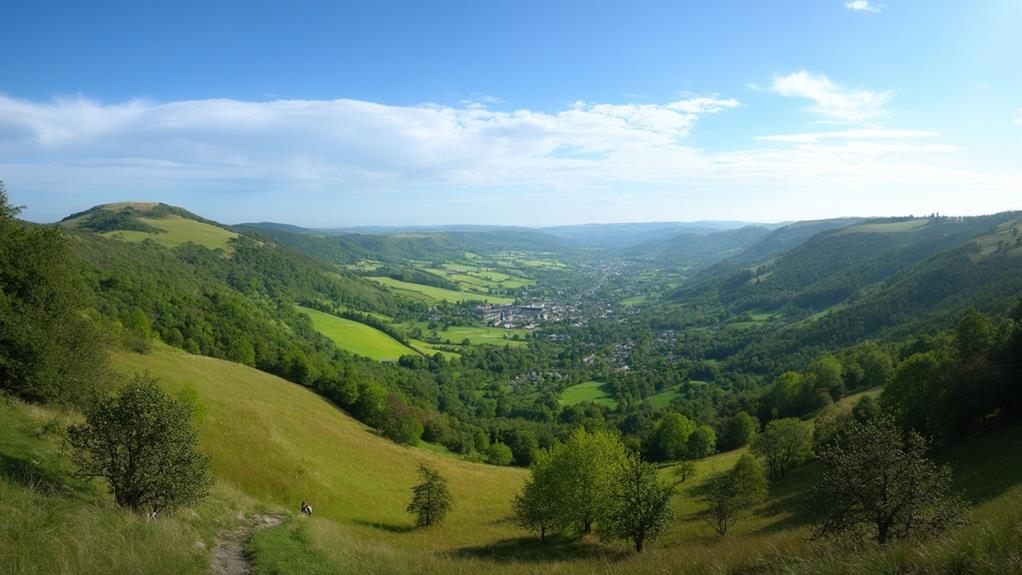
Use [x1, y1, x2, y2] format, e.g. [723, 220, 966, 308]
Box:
[301, 501, 313, 516]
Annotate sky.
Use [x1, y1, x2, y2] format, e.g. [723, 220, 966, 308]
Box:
[2, 0, 1020, 227]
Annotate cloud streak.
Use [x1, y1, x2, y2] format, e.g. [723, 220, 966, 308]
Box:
[844, 1, 881, 12]
[0, 92, 1017, 225]
[770, 70, 893, 122]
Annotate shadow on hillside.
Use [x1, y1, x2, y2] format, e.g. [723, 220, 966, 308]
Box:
[751, 463, 816, 535]
[450, 536, 626, 563]
[940, 422, 1022, 503]
[353, 518, 415, 533]
[0, 453, 71, 495]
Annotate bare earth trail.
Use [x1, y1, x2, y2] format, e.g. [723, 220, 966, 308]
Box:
[210, 514, 285, 575]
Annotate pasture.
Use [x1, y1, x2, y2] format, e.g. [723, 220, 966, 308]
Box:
[104, 214, 238, 251]
[369, 276, 514, 304]
[558, 381, 618, 407]
[296, 306, 416, 361]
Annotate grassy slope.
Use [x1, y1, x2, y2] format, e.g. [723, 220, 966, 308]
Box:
[109, 347, 527, 555]
[558, 381, 618, 408]
[103, 215, 239, 251]
[369, 276, 514, 304]
[296, 306, 417, 361]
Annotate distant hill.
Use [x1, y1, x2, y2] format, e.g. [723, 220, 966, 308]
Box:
[60, 202, 240, 252]
[627, 226, 774, 268]
[539, 220, 762, 248]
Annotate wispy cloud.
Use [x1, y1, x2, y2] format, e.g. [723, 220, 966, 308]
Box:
[770, 70, 893, 122]
[844, 1, 881, 12]
[0, 93, 1016, 225]
[1015, 108, 1022, 125]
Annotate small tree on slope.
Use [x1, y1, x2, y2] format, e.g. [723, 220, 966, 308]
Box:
[407, 463, 453, 527]
[808, 417, 964, 544]
[601, 454, 675, 552]
[68, 374, 212, 513]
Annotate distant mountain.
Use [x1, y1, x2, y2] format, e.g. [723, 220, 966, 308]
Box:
[236, 222, 573, 264]
[727, 218, 866, 265]
[539, 220, 762, 248]
[627, 226, 774, 269]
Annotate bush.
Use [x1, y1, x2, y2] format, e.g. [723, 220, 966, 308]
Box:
[67, 374, 212, 513]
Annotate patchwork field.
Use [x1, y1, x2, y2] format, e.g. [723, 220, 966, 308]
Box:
[369, 276, 514, 304]
[296, 306, 417, 361]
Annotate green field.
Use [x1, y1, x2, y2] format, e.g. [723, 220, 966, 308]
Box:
[369, 276, 514, 304]
[622, 295, 647, 306]
[837, 219, 930, 234]
[645, 381, 707, 410]
[416, 323, 528, 346]
[103, 215, 238, 251]
[559, 381, 618, 407]
[296, 306, 417, 361]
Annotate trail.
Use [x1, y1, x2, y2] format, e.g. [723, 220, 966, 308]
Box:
[210, 513, 285, 575]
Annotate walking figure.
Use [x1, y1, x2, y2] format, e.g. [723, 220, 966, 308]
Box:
[301, 501, 313, 516]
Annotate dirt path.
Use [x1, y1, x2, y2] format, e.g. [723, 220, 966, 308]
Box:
[210, 514, 285, 575]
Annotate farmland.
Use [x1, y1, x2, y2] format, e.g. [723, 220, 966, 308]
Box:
[296, 306, 417, 361]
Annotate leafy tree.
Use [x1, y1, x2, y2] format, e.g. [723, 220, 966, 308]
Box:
[67, 374, 212, 513]
[0, 182, 105, 405]
[674, 460, 697, 483]
[851, 395, 881, 424]
[602, 454, 675, 552]
[809, 354, 845, 401]
[956, 309, 996, 359]
[751, 418, 812, 479]
[485, 441, 514, 466]
[407, 464, 452, 527]
[697, 454, 768, 536]
[718, 411, 758, 451]
[509, 429, 538, 466]
[809, 417, 964, 544]
[687, 425, 717, 459]
[648, 412, 696, 461]
[513, 451, 567, 542]
[549, 427, 628, 533]
[881, 350, 951, 438]
[379, 393, 423, 445]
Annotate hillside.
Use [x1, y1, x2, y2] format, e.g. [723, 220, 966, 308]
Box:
[5, 346, 1021, 574]
[60, 202, 240, 252]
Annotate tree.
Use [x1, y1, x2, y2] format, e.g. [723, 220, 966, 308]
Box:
[674, 460, 697, 483]
[956, 309, 996, 359]
[380, 393, 423, 445]
[809, 355, 845, 401]
[718, 411, 758, 451]
[687, 425, 717, 459]
[602, 454, 675, 552]
[697, 454, 768, 536]
[809, 417, 964, 544]
[407, 464, 452, 527]
[549, 428, 628, 533]
[751, 418, 812, 479]
[881, 350, 951, 439]
[67, 374, 212, 513]
[0, 182, 105, 406]
[485, 441, 514, 466]
[513, 451, 567, 542]
[648, 412, 696, 461]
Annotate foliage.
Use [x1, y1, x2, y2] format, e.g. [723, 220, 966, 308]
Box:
[546, 428, 628, 533]
[67, 373, 212, 512]
[717, 410, 758, 451]
[485, 441, 514, 466]
[809, 417, 965, 544]
[751, 418, 812, 479]
[647, 412, 696, 461]
[601, 454, 675, 552]
[379, 393, 423, 445]
[512, 451, 567, 542]
[696, 453, 768, 536]
[687, 425, 717, 459]
[0, 183, 106, 405]
[407, 464, 453, 527]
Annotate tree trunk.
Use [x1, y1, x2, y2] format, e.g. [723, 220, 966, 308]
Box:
[635, 536, 644, 553]
[583, 518, 592, 534]
[540, 526, 545, 543]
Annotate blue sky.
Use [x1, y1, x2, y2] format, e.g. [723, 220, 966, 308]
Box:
[2, 0, 1020, 226]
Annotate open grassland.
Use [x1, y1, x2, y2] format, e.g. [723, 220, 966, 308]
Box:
[409, 338, 461, 360]
[110, 347, 528, 556]
[296, 306, 416, 361]
[558, 381, 618, 407]
[644, 381, 708, 410]
[369, 276, 514, 304]
[415, 323, 529, 347]
[970, 217, 1022, 260]
[836, 219, 930, 235]
[103, 215, 238, 251]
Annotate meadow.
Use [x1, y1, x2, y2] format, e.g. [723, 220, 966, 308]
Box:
[368, 276, 514, 304]
[296, 306, 416, 361]
[103, 214, 239, 251]
[558, 381, 618, 407]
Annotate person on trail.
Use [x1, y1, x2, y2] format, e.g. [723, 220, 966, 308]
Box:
[301, 501, 313, 516]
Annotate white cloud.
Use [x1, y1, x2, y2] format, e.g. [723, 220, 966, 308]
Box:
[1015, 108, 1022, 124]
[770, 70, 894, 122]
[0, 92, 1018, 225]
[844, 1, 881, 12]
